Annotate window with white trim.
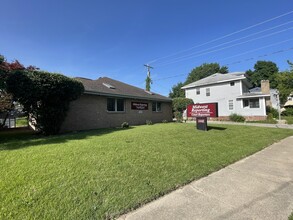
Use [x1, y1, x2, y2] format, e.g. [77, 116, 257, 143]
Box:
[249, 98, 259, 108]
[196, 88, 200, 95]
[152, 102, 162, 112]
[243, 99, 249, 108]
[206, 88, 210, 96]
[107, 98, 124, 112]
[242, 99, 260, 108]
[228, 100, 233, 110]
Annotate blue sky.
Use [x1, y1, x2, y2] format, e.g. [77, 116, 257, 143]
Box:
[1, 0, 293, 96]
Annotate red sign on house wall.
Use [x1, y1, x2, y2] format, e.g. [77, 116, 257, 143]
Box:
[187, 103, 218, 117]
[131, 102, 148, 110]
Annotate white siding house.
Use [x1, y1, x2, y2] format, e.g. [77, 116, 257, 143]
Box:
[182, 72, 270, 120]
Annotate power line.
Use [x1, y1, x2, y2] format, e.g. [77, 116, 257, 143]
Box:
[152, 46, 293, 82]
[153, 20, 293, 66]
[156, 27, 293, 67]
[225, 47, 293, 66]
[218, 38, 293, 62]
[147, 10, 293, 65]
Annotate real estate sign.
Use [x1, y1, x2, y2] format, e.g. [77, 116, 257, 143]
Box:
[187, 103, 218, 117]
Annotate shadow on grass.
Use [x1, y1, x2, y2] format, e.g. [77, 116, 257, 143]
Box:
[0, 127, 135, 151]
[208, 126, 227, 131]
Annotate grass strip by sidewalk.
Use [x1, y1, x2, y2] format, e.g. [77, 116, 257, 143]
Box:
[1, 123, 292, 219]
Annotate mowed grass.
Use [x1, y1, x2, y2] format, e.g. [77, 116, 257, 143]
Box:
[1, 123, 292, 219]
[283, 116, 293, 124]
[16, 117, 28, 127]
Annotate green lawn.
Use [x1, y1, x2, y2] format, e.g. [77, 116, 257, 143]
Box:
[283, 116, 293, 124]
[16, 117, 28, 127]
[1, 123, 292, 219]
[246, 119, 278, 124]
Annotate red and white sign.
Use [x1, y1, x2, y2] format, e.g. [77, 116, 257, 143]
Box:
[187, 103, 218, 117]
[131, 102, 148, 110]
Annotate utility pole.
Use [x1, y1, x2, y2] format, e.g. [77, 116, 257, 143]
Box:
[144, 64, 153, 91]
[144, 64, 153, 78]
[276, 91, 281, 121]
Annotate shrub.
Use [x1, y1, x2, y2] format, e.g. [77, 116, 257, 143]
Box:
[172, 97, 193, 112]
[121, 122, 129, 128]
[7, 70, 84, 135]
[267, 113, 274, 120]
[281, 108, 293, 116]
[266, 106, 278, 118]
[229, 114, 245, 122]
[174, 111, 183, 122]
[146, 120, 153, 125]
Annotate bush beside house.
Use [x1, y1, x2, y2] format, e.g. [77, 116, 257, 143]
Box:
[172, 97, 193, 122]
[7, 70, 84, 135]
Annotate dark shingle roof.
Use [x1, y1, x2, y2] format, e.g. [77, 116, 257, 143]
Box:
[75, 77, 171, 102]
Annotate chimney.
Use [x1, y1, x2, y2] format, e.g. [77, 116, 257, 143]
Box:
[261, 80, 270, 94]
[261, 80, 271, 107]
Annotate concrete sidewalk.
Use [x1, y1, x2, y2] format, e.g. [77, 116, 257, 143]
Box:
[197, 120, 293, 129]
[119, 136, 293, 220]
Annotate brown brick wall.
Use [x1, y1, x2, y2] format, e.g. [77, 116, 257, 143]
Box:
[60, 94, 173, 132]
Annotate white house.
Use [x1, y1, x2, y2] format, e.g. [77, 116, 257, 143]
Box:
[181, 72, 271, 121]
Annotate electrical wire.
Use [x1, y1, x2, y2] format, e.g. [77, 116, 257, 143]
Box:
[153, 21, 293, 66]
[152, 46, 293, 82]
[147, 10, 293, 65]
[155, 27, 293, 67]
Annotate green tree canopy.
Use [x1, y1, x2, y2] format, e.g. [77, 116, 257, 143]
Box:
[0, 55, 26, 128]
[172, 97, 194, 112]
[7, 70, 84, 134]
[169, 63, 228, 98]
[185, 63, 228, 85]
[169, 82, 185, 98]
[276, 61, 293, 104]
[246, 61, 279, 88]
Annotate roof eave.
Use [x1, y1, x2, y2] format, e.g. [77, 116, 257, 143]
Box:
[181, 77, 246, 89]
[84, 90, 172, 102]
[236, 94, 270, 99]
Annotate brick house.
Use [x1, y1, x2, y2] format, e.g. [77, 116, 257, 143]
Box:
[60, 77, 172, 132]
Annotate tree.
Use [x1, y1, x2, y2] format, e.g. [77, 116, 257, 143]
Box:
[172, 97, 194, 122]
[169, 63, 228, 98]
[169, 82, 185, 98]
[145, 75, 152, 91]
[287, 60, 293, 71]
[246, 61, 279, 88]
[7, 70, 84, 135]
[185, 63, 228, 85]
[172, 97, 194, 112]
[0, 55, 25, 128]
[276, 61, 293, 104]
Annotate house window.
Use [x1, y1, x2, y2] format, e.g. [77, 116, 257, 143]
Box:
[196, 88, 200, 95]
[228, 100, 233, 110]
[107, 98, 124, 112]
[206, 88, 210, 96]
[243, 99, 249, 108]
[152, 102, 162, 112]
[242, 99, 260, 108]
[230, 82, 235, 86]
[249, 98, 259, 108]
